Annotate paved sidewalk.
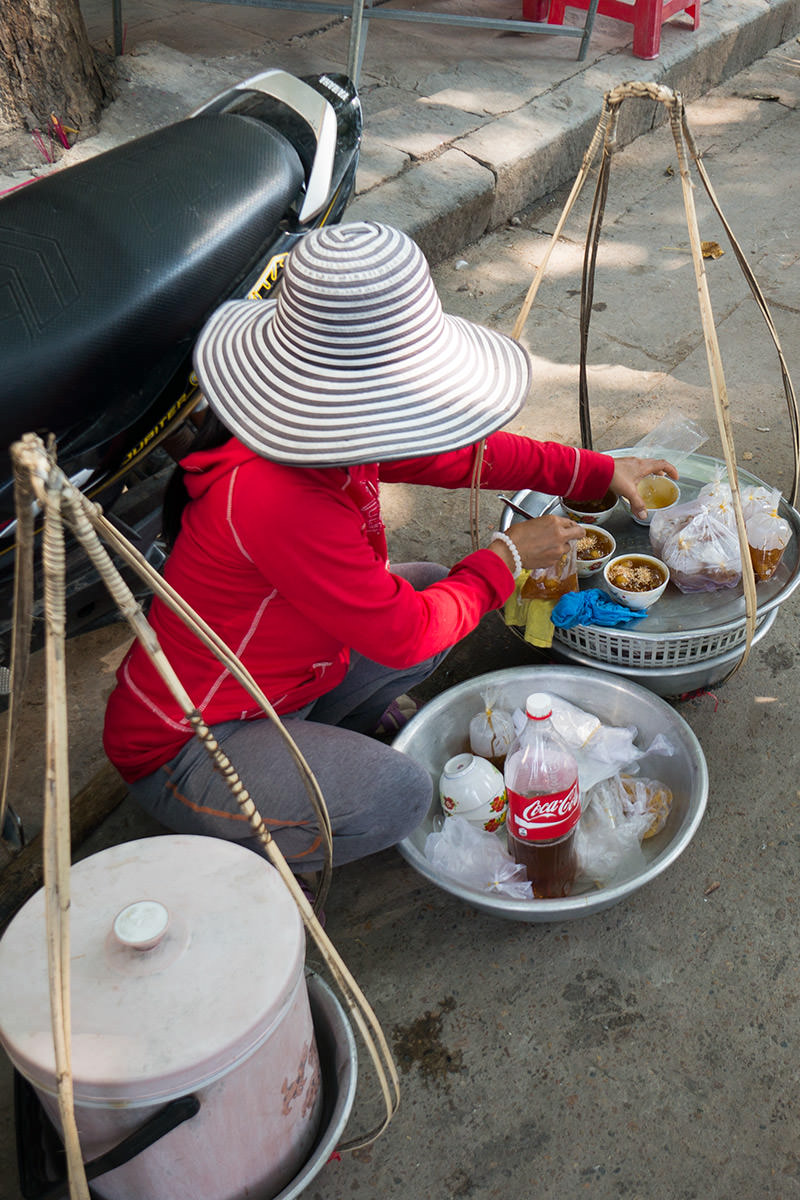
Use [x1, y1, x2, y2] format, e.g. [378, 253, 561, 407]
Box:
[4, 0, 800, 262]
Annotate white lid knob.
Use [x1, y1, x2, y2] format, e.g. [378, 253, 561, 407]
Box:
[113, 900, 170, 951]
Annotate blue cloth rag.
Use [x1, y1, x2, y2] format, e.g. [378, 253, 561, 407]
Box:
[551, 589, 649, 629]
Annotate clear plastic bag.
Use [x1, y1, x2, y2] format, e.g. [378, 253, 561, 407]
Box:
[424, 817, 533, 899]
[575, 773, 673, 886]
[740, 483, 775, 521]
[745, 490, 792, 581]
[630, 414, 708, 471]
[616, 774, 673, 838]
[649, 500, 692, 557]
[469, 687, 515, 765]
[650, 499, 742, 592]
[520, 541, 578, 600]
[696, 466, 732, 509]
[696, 469, 738, 530]
[575, 777, 649, 887]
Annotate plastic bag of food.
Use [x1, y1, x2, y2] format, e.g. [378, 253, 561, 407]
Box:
[649, 500, 692, 557]
[740, 483, 775, 520]
[745, 491, 792, 581]
[617, 774, 673, 839]
[697, 467, 732, 509]
[424, 816, 533, 899]
[701, 494, 739, 532]
[520, 541, 578, 601]
[575, 777, 649, 886]
[469, 687, 515, 765]
[695, 471, 738, 531]
[650, 500, 741, 592]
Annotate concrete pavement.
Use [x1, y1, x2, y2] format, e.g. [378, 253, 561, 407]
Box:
[1, 2, 800, 1197]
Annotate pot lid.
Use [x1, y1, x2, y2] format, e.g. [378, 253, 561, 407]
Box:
[0, 836, 305, 1104]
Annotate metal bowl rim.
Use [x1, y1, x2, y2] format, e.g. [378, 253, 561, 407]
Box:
[272, 973, 358, 1200]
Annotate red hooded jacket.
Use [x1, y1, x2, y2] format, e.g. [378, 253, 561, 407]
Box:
[103, 432, 613, 781]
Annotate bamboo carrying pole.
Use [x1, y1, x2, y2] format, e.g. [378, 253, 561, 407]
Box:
[490, 80, 800, 679]
[2, 435, 401, 1198]
[41, 465, 91, 1200]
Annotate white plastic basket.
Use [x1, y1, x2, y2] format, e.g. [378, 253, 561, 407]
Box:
[552, 614, 767, 667]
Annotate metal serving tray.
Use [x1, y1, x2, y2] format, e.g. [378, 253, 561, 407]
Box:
[500, 451, 800, 667]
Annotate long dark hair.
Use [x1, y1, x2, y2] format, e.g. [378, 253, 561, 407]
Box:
[161, 410, 232, 550]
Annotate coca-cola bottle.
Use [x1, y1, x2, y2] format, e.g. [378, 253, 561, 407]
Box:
[504, 692, 581, 898]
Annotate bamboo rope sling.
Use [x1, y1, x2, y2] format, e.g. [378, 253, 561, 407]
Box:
[0, 433, 400, 1200]
[472, 81, 800, 682]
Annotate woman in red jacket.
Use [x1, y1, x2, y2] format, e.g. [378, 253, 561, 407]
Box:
[103, 221, 675, 876]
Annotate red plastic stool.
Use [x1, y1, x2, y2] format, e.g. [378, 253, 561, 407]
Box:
[544, 0, 700, 58]
[522, 0, 551, 17]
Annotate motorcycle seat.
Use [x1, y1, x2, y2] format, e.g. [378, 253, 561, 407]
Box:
[0, 114, 305, 454]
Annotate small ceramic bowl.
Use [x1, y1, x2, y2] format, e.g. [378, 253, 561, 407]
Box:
[458, 796, 509, 834]
[603, 553, 670, 610]
[575, 524, 617, 578]
[561, 489, 618, 526]
[625, 474, 681, 526]
[439, 753, 508, 833]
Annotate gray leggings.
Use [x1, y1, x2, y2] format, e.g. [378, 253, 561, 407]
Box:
[127, 564, 449, 872]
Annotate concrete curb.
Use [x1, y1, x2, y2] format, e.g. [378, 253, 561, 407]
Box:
[348, 0, 800, 261]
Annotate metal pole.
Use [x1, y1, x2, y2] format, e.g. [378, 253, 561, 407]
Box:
[346, 0, 365, 83]
[112, 0, 124, 55]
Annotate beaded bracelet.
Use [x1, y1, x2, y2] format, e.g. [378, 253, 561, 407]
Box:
[489, 531, 523, 579]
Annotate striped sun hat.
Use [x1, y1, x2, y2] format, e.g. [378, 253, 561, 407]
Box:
[193, 221, 531, 466]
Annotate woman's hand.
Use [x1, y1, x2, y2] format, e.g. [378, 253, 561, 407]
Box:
[610, 457, 679, 521]
[490, 514, 583, 575]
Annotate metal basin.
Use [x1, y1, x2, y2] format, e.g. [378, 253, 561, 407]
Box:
[395, 666, 708, 922]
[11, 972, 356, 1200]
[274, 973, 358, 1200]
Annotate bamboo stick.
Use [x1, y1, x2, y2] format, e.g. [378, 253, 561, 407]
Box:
[40, 462, 91, 1200]
[511, 97, 613, 343]
[665, 98, 758, 664]
[0, 447, 38, 844]
[11, 436, 400, 1168]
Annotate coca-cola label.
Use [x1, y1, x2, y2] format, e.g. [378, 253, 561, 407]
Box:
[506, 780, 580, 842]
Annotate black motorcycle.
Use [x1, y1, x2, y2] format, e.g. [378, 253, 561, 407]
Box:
[0, 66, 362, 680]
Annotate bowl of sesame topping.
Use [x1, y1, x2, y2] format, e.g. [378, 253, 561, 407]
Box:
[603, 553, 670, 609]
[575, 525, 617, 577]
